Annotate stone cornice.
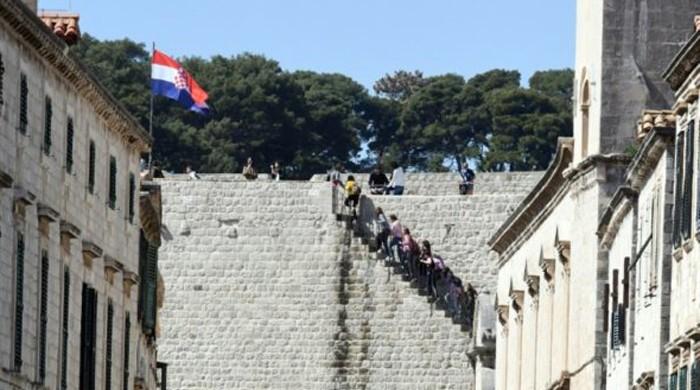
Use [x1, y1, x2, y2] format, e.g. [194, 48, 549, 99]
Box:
[562, 153, 632, 182]
[489, 137, 574, 257]
[625, 127, 675, 191]
[0, 0, 151, 152]
[597, 186, 638, 248]
[663, 30, 700, 92]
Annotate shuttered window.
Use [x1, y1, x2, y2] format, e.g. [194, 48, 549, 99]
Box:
[14, 232, 25, 370]
[66, 117, 74, 173]
[43, 96, 52, 155]
[139, 232, 158, 337]
[108, 156, 117, 210]
[105, 301, 114, 390]
[123, 314, 131, 390]
[38, 250, 49, 382]
[681, 366, 689, 390]
[128, 173, 135, 223]
[691, 361, 699, 390]
[18, 73, 28, 134]
[61, 267, 70, 390]
[0, 53, 4, 107]
[670, 372, 678, 390]
[683, 121, 695, 240]
[674, 131, 685, 248]
[603, 283, 609, 333]
[623, 258, 630, 308]
[88, 141, 96, 194]
[79, 284, 98, 390]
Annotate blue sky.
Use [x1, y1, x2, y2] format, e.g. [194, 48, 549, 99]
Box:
[41, 0, 575, 90]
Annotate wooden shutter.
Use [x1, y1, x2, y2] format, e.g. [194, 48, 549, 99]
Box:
[38, 250, 49, 382]
[14, 232, 24, 370]
[108, 156, 117, 209]
[43, 96, 52, 155]
[142, 242, 158, 336]
[684, 122, 695, 240]
[681, 366, 689, 390]
[618, 303, 626, 345]
[0, 53, 4, 107]
[79, 284, 97, 390]
[674, 132, 685, 248]
[623, 257, 630, 309]
[61, 267, 70, 390]
[123, 314, 131, 390]
[670, 372, 678, 390]
[128, 173, 135, 223]
[105, 301, 114, 390]
[66, 117, 74, 173]
[88, 141, 96, 194]
[18, 73, 27, 134]
[603, 283, 609, 333]
[691, 361, 699, 390]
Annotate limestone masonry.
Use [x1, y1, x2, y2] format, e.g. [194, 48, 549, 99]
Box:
[157, 172, 541, 390]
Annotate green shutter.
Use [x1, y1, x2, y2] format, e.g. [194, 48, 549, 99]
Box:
[142, 242, 158, 336]
[43, 96, 52, 155]
[123, 313, 131, 390]
[14, 232, 24, 370]
[128, 173, 135, 223]
[691, 361, 699, 390]
[108, 156, 117, 209]
[683, 122, 695, 240]
[61, 267, 70, 390]
[38, 251, 49, 382]
[105, 301, 114, 390]
[671, 372, 678, 390]
[18, 74, 27, 134]
[681, 366, 689, 390]
[0, 53, 4, 106]
[674, 132, 685, 248]
[88, 141, 96, 194]
[79, 284, 97, 390]
[66, 117, 74, 173]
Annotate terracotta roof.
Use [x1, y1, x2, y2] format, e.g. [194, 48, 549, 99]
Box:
[38, 10, 79, 45]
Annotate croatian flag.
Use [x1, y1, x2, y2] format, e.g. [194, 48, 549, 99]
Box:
[151, 50, 209, 115]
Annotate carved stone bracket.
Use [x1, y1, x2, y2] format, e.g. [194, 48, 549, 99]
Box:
[37, 203, 59, 236]
[633, 370, 655, 390]
[496, 305, 509, 327]
[81, 240, 103, 268]
[509, 283, 525, 314]
[60, 220, 81, 253]
[103, 255, 123, 285]
[554, 229, 571, 271]
[539, 247, 556, 283]
[123, 271, 138, 297]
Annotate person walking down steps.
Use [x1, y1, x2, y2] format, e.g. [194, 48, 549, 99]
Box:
[374, 207, 391, 258]
[344, 175, 361, 218]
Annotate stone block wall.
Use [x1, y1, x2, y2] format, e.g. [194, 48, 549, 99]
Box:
[157, 171, 541, 389]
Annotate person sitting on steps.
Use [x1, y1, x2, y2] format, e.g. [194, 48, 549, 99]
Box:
[459, 166, 475, 195]
[242, 157, 258, 180]
[344, 175, 361, 217]
[369, 167, 389, 195]
[387, 162, 406, 195]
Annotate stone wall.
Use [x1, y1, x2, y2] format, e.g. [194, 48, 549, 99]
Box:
[157, 171, 541, 389]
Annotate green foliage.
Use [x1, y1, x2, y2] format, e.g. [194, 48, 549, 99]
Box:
[72, 34, 573, 176]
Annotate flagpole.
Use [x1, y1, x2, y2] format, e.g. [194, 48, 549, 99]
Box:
[148, 41, 155, 169]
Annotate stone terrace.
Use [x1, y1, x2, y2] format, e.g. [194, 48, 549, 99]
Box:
[156, 171, 541, 389]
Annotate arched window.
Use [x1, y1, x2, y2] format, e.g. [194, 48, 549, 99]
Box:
[580, 80, 590, 158]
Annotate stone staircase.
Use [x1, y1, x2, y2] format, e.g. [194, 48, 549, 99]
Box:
[331, 218, 472, 389]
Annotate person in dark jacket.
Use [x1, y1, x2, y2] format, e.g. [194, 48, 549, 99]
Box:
[368, 168, 389, 195]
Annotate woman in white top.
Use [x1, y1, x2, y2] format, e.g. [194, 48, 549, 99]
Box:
[387, 162, 405, 195]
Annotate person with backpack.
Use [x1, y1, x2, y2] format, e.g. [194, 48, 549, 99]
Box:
[374, 208, 391, 258]
[344, 175, 361, 216]
[401, 227, 420, 279]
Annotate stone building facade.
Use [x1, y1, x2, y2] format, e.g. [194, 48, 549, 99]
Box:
[0, 0, 164, 389]
[488, 1, 700, 389]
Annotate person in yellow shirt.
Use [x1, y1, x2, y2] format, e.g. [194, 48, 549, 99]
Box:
[344, 175, 361, 211]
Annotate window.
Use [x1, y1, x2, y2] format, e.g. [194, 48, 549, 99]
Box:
[18, 74, 28, 134]
[60, 267, 70, 390]
[580, 80, 590, 159]
[681, 366, 689, 390]
[105, 301, 114, 390]
[14, 232, 25, 370]
[123, 313, 131, 390]
[673, 131, 685, 248]
[43, 96, 52, 155]
[691, 361, 699, 390]
[108, 156, 117, 209]
[670, 372, 678, 390]
[38, 250, 49, 383]
[66, 117, 74, 173]
[603, 283, 609, 332]
[683, 121, 695, 240]
[128, 173, 135, 223]
[79, 284, 98, 390]
[88, 141, 96, 194]
[0, 53, 5, 107]
[138, 232, 158, 337]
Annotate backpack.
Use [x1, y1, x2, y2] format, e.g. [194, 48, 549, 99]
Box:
[408, 237, 420, 256]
